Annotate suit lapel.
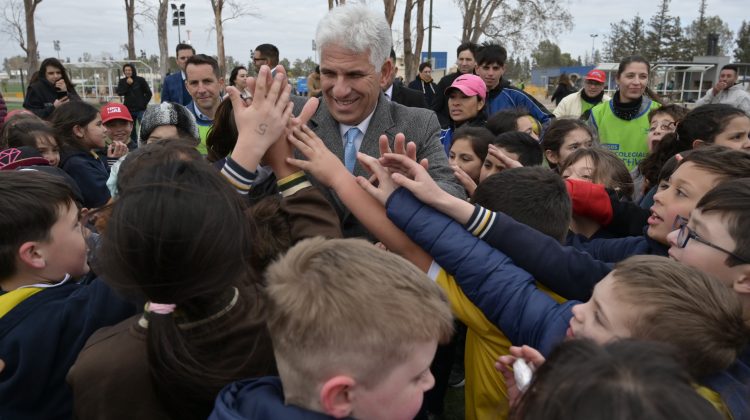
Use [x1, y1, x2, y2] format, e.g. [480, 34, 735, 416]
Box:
[357, 93, 396, 176]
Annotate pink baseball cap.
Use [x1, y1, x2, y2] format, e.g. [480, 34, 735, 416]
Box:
[585, 69, 606, 84]
[100, 103, 133, 124]
[446, 74, 487, 101]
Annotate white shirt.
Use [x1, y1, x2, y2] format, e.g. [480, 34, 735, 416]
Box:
[384, 84, 393, 101]
[339, 108, 376, 152]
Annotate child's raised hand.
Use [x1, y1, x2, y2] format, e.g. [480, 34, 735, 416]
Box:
[286, 124, 346, 187]
[452, 164, 477, 196]
[379, 153, 446, 207]
[107, 141, 128, 158]
[356, 153, 398, 205]
[487, 144, 523, 170]
[263, 97, 320, 176]
[495, 345, 546, 408]
[227, 65, 293, 164]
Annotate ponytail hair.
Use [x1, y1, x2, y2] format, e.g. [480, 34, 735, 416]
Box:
[98, 159, 269, 419]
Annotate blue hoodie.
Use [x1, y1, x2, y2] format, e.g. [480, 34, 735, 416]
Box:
[210, 376, 352, 420]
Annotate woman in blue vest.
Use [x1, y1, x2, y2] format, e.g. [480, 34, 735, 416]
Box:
[588, 56, 662, 172]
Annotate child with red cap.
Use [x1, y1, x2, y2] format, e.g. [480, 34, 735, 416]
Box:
[100, 103, 136, 151]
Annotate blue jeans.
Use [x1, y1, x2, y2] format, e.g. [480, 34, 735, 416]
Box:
[130, 110, 145, 148]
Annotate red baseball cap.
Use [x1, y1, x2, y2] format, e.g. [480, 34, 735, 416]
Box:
[100, 103, 133, 124]
[446, 74, 487, 101]
[585, 69, 606, 84]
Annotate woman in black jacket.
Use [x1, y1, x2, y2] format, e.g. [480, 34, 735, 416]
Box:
[550, 73, 576, 106]
[23, 57, 81, 119]
[116, 63, 153, 144]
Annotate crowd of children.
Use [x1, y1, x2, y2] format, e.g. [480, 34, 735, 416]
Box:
[2, 5, 750, 420]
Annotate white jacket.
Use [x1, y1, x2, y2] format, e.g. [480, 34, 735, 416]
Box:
[695, 84, 750, 115]
[553, 90, 610, 118]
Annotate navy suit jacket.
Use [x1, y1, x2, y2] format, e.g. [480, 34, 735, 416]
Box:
[160, 71, 191, 106]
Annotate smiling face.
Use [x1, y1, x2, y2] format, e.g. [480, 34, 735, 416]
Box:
[568, 273, 635, 343]
[648, 162, 723, 245]
[104, 119, 133, 144]
[583, 79, 604, 97]
[185, 63, 224, 118]
[449, 138, 483, 182]
[320, 44, 389, 126]
[448, 90, 484, 124]
[616, 62, 649, 102]
[123, 66, 133, 78]
[349, 340, 437, 420]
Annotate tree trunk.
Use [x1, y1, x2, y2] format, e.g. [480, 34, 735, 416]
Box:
[212, 0, 226, 77]
[24, 0, 40, 75]
[157, 0, 168, 77]
[383, 0, 397, 27]
[403, 0, 425, 81]
[125, 0, 136, 60]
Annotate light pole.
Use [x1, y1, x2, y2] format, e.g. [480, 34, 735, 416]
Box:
[427, 0, 433, 61]
[53, 40, 60, 59]
[590, 34, 598, 65]
[171, 2, 186, 44]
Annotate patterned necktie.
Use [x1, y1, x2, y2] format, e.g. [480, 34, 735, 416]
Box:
[344, 127, 360, 173]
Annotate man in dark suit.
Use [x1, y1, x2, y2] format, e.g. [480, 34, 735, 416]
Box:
[298, 4, 464, 237]
[160, 43, 194, 106]
[382, 49, 427, 108]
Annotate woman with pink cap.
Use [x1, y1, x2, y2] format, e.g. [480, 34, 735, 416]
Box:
[552, 69, 610, 119]
[439, 74, 488, 155]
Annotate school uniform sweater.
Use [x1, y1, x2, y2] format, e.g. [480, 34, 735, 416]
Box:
[0, 278, 137, 419]
[210, 377, 351, 420]
[60, 148, 111, 208]
[386, 188, 746, 420]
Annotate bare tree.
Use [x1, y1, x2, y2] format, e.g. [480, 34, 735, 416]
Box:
[1, 0, 27, 59]
[1, 0, 44, 74]
[455, 0, 572, 51]
[402, 0, 424, 81]
[383, 0, 397, 27]
[138, 0, 168, 78]
[125, 0, 137, 59]
[209, 0, 255, 77]
[327, 0, 345, 9]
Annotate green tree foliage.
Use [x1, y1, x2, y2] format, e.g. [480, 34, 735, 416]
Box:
[531, 40, 578, 68]
[684, 15, 734, 57]
[604, 15, 646, 62]
[644, 0, 686, 61]
[735, 20, 750, 62]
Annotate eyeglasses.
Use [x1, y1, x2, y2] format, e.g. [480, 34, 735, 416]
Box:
[672, 216, 748, 265]
[649, 121, 676, 132]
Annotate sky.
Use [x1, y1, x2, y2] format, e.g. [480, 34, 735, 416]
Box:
[1, 0, 747, 70]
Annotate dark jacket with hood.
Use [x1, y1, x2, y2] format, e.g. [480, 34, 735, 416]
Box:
[23, 78, 81, 119]
[116, 67, 153, 113]
[60, 148, 111, 208]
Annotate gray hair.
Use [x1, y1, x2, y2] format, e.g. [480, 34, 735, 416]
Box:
[316, 4, 393, 69]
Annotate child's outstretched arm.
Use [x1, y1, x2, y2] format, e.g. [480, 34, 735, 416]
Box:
[286, 125, 432, 272]
[380, 186, 573, 354]
[381, 154, 612, 301]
